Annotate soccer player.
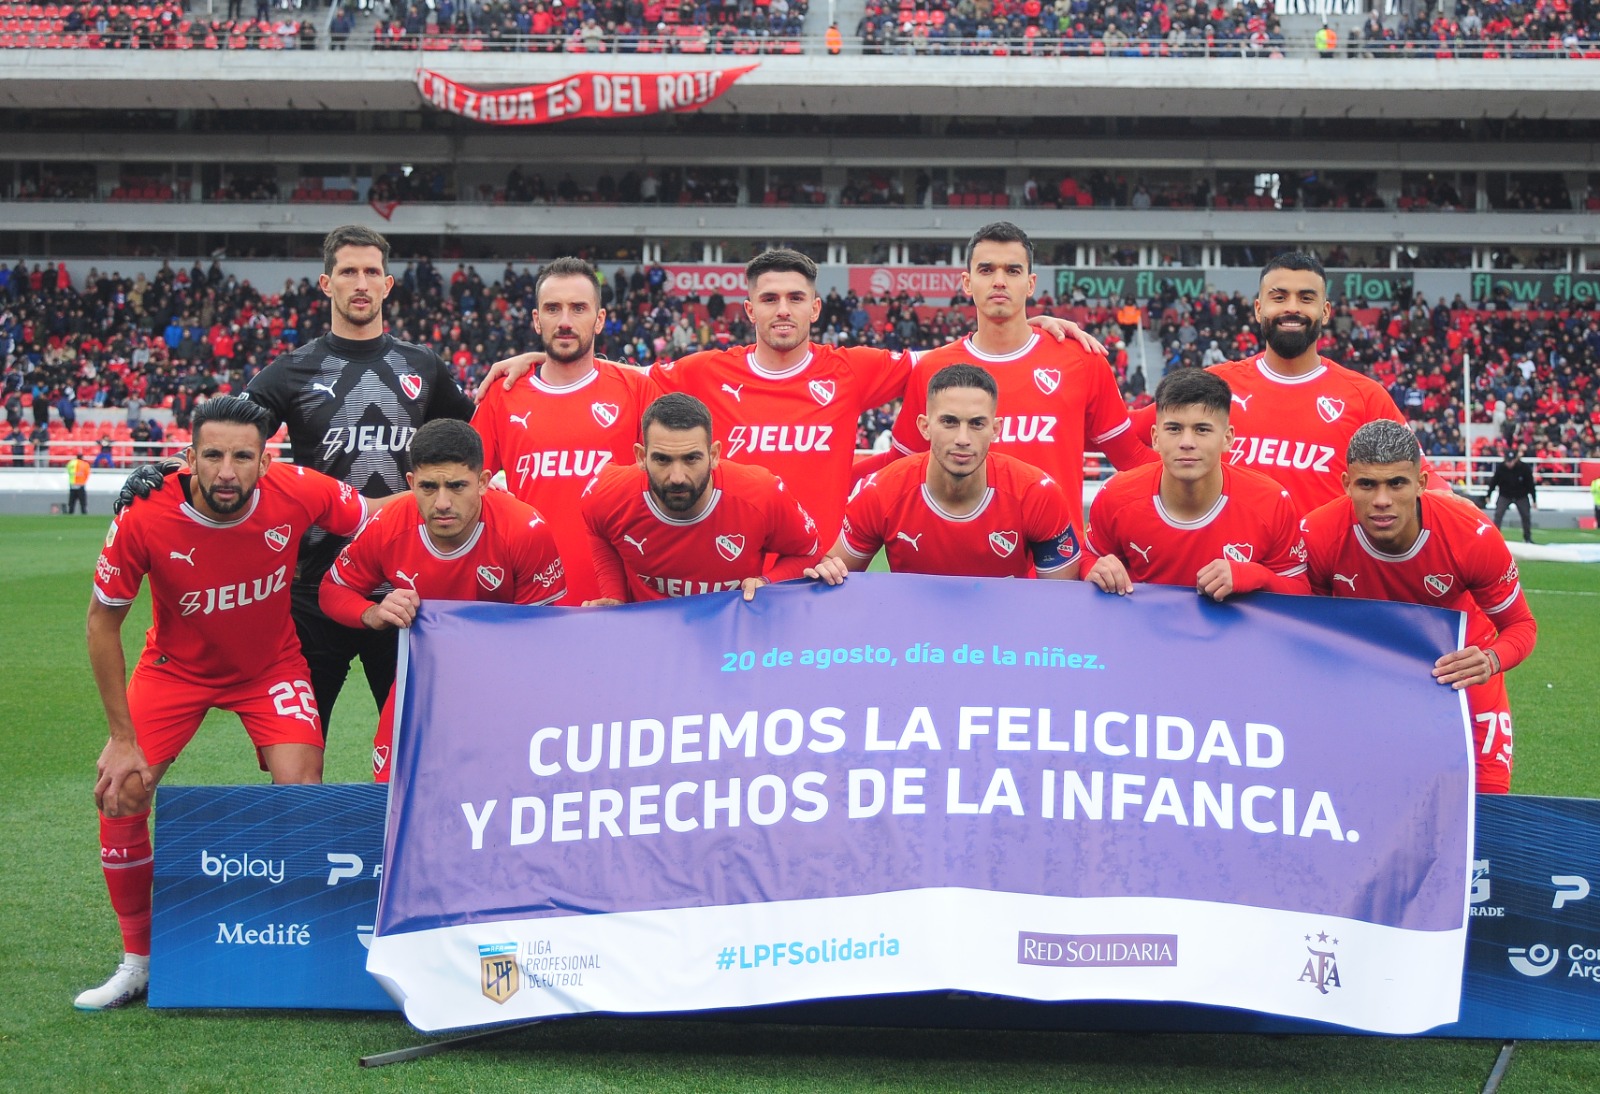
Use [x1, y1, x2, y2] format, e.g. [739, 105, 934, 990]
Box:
[1086, 368, 1308, 600]
[320, 420, 565, 781]
[890, 222, 1157, 541]
[808, 364, 1079, 581]
[482, 248, 1097, 553]
[242, 225, 476, 734]
[471, 257, 657, 605]
[1128, 251, 1429, 515]
[118, 226, 476, 736]
[78, 396, 368, 1010]
[1301, 420, 1538, 793]
[581, 393, 820, 603]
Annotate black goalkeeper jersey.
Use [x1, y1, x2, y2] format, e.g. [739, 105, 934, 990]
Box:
[244, 331, 474, 586]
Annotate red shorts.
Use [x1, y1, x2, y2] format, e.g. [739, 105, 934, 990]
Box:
[1465, 674, 1514, 795]
[126, 649, 325, 769]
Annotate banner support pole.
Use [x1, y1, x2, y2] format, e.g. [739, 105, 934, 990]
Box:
[359, 1020, 549, 1068]
[1480, 1040, 1516, 1094]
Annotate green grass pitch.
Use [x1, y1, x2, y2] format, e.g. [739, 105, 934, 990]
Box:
[3, 514, 1599, 1092]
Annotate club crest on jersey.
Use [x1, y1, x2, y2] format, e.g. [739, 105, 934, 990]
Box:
[264, 524, 292, 552]
[1222, 543, 1253, 563]
[399, 374, 423, 401]
[1315, 396, 1346, 424]
[808, 379, 836, 406]
[591, 402, 620, 428]
[477, 565, 505, 591]
[715, 534, 746, 562]
[1424, 573, 1454, 597]
[989, 530, 1019, 558]
[1033, 368, 1061, 395]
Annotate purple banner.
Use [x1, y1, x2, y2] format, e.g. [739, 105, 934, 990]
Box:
[378, 579, 1469, 935]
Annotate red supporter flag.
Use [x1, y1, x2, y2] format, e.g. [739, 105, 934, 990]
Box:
[415, 65, 760, 126]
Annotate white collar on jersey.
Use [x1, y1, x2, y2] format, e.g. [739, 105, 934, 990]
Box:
[1254, 355, 1329, 385]
[1354, 523, 1431, 563]
[1153, 490, 1228, 531]
[919, 483, 995, 523]
[643, 487, 724, 526]
[180, 490, 262, 528]
[530, 363, 600, 395]
[960, 332, 1041, 363]
[415, 520, 486, 561]
[747, 349, 814, 381]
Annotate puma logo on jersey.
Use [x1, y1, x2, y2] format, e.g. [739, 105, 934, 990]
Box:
[622, 534, 648, 554]
[1477, 522, 1492, 536]
[311, 382, 337, 399]
[895, 531, 924, 551]
[169, 548, 196, 566]
[1128, 543, 1153, 563]
[527, 515, 545, 529]
[399, 374, 424, 401]
[1032, 369, 1060, 395]
[715, 534, 746, 562]
[509, 412, 532, 429]
[1315, 396, 1346, 424]
[724, 425, 832, 458]
[394, 570, 419, 589]
[1231, 393, 1253, 410]
[1424, 573, 1454, 597]
[1333, 573, 1358, 590]
[721, 383, 744, 402]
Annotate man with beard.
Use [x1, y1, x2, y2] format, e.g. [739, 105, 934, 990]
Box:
[1129, 252, 1427, 515]
[77, 396, 368, 1010]
[580, 393, 821, 604]
[472, 258, 658, 605]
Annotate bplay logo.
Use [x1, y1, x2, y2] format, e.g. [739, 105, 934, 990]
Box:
[1508, 943, 1561, 978]
[200, 850, 284, 884]
[325, 852, 382, 885]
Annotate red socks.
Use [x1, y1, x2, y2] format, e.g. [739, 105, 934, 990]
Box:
[100, 811, 154, 957]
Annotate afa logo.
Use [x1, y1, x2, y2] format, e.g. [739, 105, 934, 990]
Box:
[399, 374, 424, 401]
[1033, 368, 1061, 395]
[477, 565, 505, 591]
[1315, 396, 1346, 424]
[1297, 929, 1341, 995]
[715, 534, 746, 562]
[479, 942, 521, 1003]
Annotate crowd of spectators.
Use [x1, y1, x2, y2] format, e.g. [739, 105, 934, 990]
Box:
[493, 166, 740, 205]
[366, 0, 809, 51]
[0, 2, 319, 49]
[1351, 4, 1600, 58]
[3, 255, 1597, 481]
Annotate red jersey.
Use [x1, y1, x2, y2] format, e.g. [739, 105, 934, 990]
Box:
[840, 451, 1079, 577]
[319, 489, 566, 624]
[1129, 356, 1418, 515]
[93, 464, 368, 688]
[893, 333, 1151, 536]
[1087, 462, 1308, 590]
[1300, 490, 1537, 791]
[472, 362, 657, 605]
[650, 343, 910, 549]
[581, 459, 820, 602]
